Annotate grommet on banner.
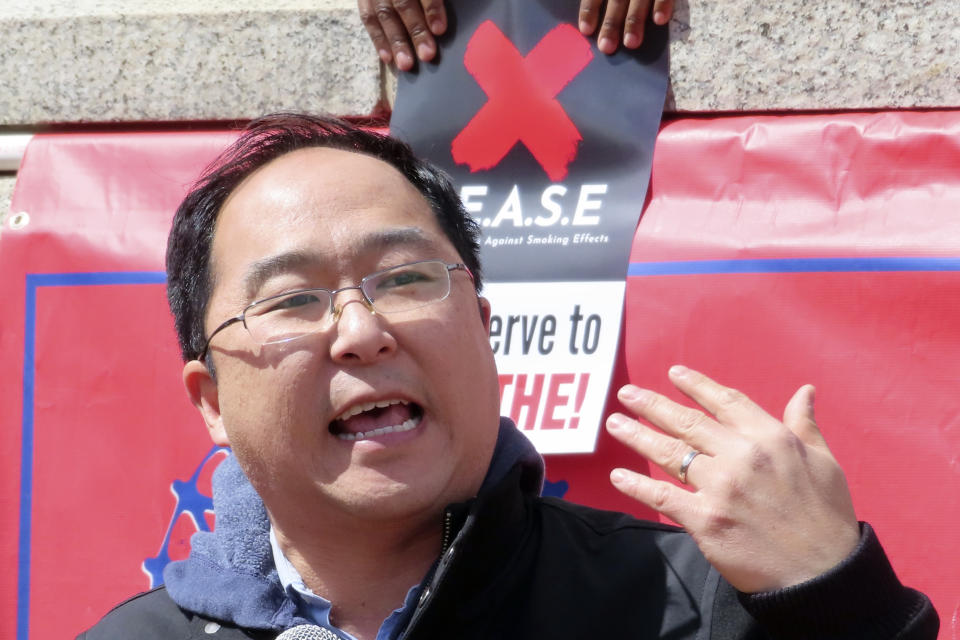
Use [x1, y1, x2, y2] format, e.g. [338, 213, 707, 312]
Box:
[8, 211, 30, 230]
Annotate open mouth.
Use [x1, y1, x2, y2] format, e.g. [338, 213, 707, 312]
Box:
[329, 399, 424, 441]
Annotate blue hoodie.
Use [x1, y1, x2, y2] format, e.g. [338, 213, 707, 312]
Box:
[162, 417, 544, 632]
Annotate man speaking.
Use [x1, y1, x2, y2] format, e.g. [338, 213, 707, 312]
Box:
[80, 114, 937, 639]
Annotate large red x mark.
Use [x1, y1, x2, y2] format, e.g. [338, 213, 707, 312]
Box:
[451, 21, 594, 182]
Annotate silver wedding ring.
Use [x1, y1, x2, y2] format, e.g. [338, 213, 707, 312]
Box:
[678, 450, 700, 485]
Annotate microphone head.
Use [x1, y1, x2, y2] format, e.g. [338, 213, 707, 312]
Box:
[275, 624, 341, 640]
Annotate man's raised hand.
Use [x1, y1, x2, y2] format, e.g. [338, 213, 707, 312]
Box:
[606, 366, 861, 593]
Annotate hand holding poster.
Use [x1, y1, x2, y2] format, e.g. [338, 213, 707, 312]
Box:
[391, 0, 669, 453]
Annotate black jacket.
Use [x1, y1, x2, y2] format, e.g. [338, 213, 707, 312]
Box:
[81, 424, 938, 639]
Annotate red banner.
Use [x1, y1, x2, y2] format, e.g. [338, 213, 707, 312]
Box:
[1, 112, 958, 639]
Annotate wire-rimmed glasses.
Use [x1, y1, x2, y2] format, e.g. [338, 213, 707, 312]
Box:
[197, 260, 473, 361]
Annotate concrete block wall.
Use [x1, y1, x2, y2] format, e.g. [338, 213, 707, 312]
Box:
[0, 1, 382, 125]
[1, 0, 959, 224]
[0, 180, 13, 227]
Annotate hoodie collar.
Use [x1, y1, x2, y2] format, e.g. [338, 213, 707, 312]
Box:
[162, 417, 543, 630]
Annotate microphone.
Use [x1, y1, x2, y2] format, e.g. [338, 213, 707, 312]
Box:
[276, 624, 342, 640]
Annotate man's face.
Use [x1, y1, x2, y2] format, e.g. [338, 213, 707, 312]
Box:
[188, 147, 500, 527]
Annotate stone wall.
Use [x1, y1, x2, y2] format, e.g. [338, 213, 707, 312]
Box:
[0, 177, 14, 227]
[1, 0, 957, 128]
[0, 1, 382, 125]
[1, 0, 958, 224]
[665, 1, 960, 111]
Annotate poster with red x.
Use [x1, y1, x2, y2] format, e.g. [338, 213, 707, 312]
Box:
[391, 0, 670, 453]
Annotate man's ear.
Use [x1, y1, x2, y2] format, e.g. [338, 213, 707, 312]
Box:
[478, 296, 493, 334]
[183, 359, 229, 446]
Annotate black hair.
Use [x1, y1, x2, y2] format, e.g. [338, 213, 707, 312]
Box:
[165, 113, 482, 363]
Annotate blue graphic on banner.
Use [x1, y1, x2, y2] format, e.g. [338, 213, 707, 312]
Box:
[543, 479, 569, 498]
[142, 446, 228, 587]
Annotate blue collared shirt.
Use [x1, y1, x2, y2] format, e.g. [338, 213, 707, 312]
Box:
[269, 528, 422, 640]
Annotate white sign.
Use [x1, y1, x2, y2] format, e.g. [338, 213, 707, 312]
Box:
[484, 281, 624, 453]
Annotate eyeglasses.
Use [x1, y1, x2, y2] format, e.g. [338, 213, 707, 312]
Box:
[198, 260, 474, 361]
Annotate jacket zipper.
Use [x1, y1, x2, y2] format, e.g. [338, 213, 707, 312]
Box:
[440, 508, 454, 555]
[401, 507, 459, 639]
